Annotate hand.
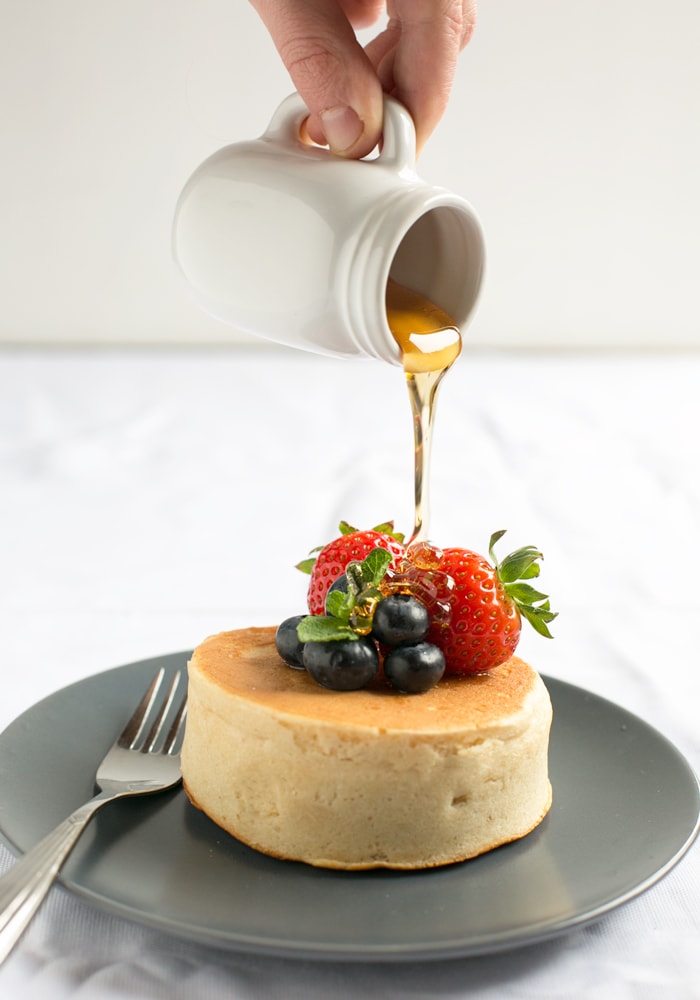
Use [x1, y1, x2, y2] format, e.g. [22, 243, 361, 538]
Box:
[249, 0, 477, 158]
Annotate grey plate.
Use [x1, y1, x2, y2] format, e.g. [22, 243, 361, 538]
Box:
[0, 653, 698, 962]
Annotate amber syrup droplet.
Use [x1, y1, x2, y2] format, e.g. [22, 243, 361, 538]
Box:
[386, 278, 461, 543]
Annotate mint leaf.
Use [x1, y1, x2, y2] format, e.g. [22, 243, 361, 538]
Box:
[297, 616, 359, 642]
[361, 547, 392, 585]
[297, 544, 396, 645]
[325, 589, 353, 621]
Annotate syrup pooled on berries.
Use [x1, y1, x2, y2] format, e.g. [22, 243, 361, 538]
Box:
[379, 541, 454, 627]
[385, 278, 461, 543]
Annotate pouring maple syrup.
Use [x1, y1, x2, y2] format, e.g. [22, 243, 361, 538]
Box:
[385, 279, 462, 544]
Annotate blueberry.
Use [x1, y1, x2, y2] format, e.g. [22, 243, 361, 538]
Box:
[275, 615, 307, 669]
[303, 637, 378, 691]
[328, 573, 349, 595]
[371, 594, 430, 646]
[384, 642, 445, 694]
[325, 573, 350, 614]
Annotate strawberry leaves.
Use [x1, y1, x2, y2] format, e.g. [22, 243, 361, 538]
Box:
[296, 521, 405, 576]
[296, 553, 322, 575]
[489, 530, 557, 639]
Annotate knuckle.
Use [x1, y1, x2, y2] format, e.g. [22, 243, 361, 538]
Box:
[278, 35, 345, 100]
[399, 0, 471, 34]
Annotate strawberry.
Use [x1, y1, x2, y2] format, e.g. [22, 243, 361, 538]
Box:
[297, 520, 406, 616]
[427, 530, 556, 676]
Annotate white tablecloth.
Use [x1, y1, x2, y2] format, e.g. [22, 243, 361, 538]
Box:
[1, 347, 698, 999]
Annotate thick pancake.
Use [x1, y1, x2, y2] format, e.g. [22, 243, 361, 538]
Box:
[182, 626, 553, 870]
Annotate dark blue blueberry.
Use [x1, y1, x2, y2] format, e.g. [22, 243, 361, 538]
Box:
[325, 573, 350, 614]
[371, 594, 430, 646]
[384, 642, 445, 694]
[327, 573, 349, 596]
[275, 615, 307, 669]
[303, 637, 378, 691]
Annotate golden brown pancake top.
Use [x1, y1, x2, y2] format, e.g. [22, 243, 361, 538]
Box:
[190, 626, 539, 735]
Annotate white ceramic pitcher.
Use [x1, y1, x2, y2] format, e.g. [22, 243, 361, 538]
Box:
[172, 93, 485, 365]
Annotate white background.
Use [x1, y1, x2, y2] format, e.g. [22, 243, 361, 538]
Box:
[1, 0, 699, 349]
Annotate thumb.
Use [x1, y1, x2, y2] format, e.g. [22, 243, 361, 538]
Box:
[250, 0, 384, 157]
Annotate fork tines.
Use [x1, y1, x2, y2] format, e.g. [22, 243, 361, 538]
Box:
[118, 669, 188, 755]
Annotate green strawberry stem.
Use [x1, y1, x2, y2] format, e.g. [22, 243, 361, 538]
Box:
[489, 530, 557, 638]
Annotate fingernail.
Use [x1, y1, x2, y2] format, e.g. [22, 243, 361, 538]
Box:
[320, 106, 363, 155]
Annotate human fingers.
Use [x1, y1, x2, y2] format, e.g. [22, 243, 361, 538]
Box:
[364, 0, 477, 152]
[336, 0, 386, 29]
[250, 0, 384, 157]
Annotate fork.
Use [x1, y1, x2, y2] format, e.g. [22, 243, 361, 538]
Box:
[0, 668, 187, 966]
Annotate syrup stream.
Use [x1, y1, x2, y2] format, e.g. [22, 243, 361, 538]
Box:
[405, 369, 448, 543]
[386, 279, 462, 543]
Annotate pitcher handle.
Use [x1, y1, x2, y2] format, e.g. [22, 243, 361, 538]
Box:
[262, 93, 417, 173]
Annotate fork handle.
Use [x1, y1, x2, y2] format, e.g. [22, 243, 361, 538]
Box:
[0, 790, 114, 965]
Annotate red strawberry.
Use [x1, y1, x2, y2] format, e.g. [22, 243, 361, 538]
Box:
[427, 531, 556, 676]
[298, 521, 406, 616]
